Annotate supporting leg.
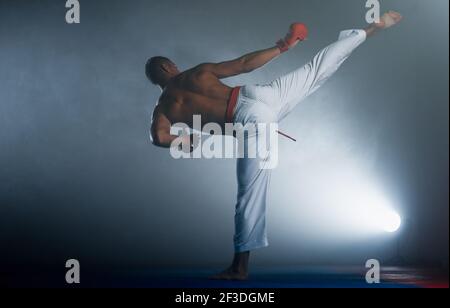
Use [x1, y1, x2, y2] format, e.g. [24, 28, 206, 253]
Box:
[212, 123, 273, 281]
[210, 252, 250, 281]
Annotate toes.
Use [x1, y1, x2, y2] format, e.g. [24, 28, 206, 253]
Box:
[209, 270, 233, 281]
[209, 271, 248, 281]
[389, 11, 403, 21]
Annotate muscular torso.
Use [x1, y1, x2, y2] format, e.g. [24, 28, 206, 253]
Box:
[156, 65, 233, 130]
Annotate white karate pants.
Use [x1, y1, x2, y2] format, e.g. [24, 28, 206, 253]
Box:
[231, 30, 367, 253]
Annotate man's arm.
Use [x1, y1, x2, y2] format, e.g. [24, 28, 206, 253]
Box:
[150, 106, 194, 150]
[203, 46, 281, 79]
[203, 23, 309, 79]
[150, 106, 182, 149]
[150, 107, 172, 148]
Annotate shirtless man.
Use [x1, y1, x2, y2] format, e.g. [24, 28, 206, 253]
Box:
[146, 11, 402, 280]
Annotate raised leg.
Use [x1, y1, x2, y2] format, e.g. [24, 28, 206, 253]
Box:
[274, 29, 367, 121]
[244, 11, 402, 122]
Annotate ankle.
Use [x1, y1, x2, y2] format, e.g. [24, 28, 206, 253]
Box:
[231, 254, 249, 273]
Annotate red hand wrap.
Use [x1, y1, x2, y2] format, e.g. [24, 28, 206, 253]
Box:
[277, 23, 309, 53]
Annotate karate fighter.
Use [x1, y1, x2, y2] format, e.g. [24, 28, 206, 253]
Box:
[146, 11, 403, 280]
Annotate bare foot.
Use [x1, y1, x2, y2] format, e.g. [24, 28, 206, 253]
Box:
[209, 252, 250, 281]
[375, 11, 403, 29]
[210, 268, 249, 281]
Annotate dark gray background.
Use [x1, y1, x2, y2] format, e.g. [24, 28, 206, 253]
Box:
[0, 0, 448, 270]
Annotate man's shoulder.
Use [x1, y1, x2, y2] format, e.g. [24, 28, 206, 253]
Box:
[183, 64, 220, 83]
[185, 63, 215, 74]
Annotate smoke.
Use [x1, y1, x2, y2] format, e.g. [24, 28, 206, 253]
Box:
[0, 0, 448, 268]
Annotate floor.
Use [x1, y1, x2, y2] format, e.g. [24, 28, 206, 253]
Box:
[68, 266, 450, 288]
[2, 266, 448, 288]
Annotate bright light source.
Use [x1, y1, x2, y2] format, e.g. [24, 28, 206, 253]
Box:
[275, 161, 403, 239]
[380, 210, 402, 233]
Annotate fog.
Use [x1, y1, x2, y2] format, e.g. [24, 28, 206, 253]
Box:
[0, 0, 448, 270]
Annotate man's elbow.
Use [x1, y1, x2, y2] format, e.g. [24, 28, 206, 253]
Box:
[150, 135, 159, 147]
[150, 129, 163, 147]
[150, 129, 173, 149]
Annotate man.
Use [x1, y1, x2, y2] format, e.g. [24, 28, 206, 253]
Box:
[146, 11, 403, 280]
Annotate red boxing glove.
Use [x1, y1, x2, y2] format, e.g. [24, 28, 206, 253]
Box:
[277, 23, 309, 53]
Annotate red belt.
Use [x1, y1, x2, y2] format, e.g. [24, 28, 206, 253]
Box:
[226, 86, 241, 123]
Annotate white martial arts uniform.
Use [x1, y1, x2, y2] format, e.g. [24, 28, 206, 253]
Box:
[230, 30, 367, 253]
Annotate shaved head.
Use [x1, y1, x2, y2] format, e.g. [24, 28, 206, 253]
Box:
[145, 56, 175, 86]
